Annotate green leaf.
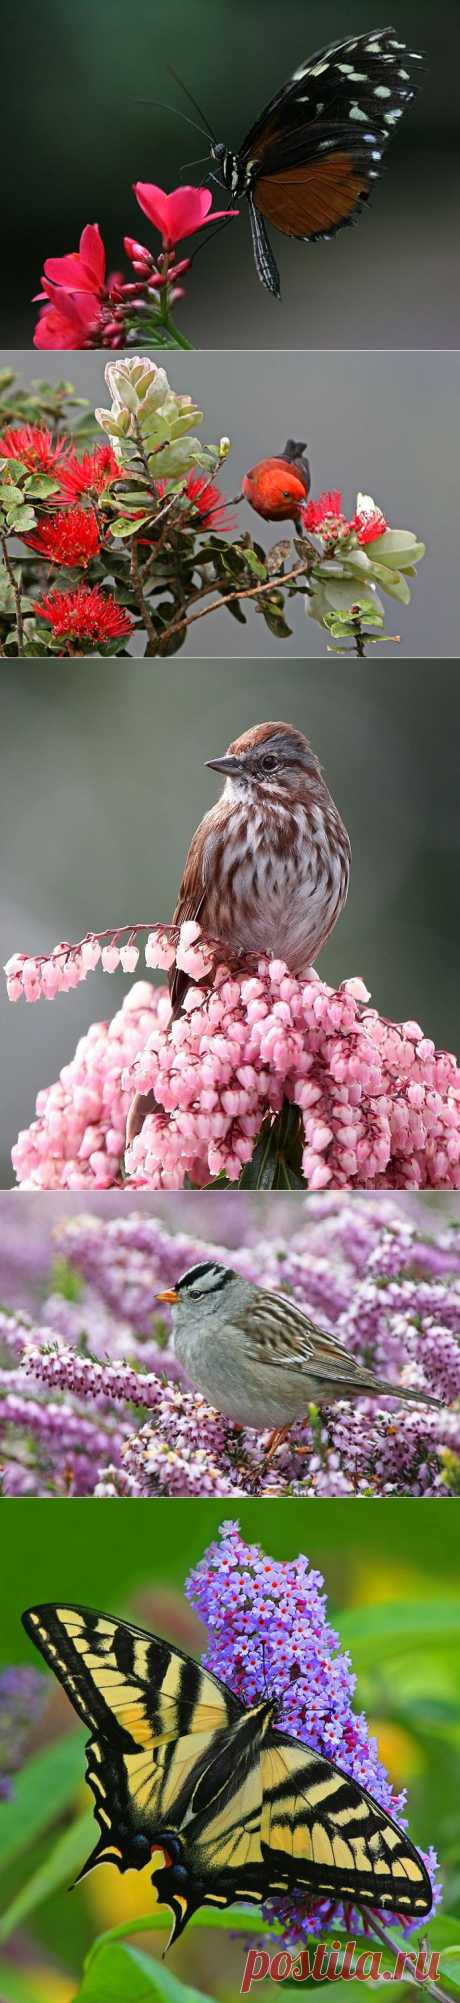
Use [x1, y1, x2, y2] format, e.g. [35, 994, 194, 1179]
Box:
[0, 1730, 84, 1873]
[77, 1940, 214, 2003]
[6, 505, 37, 531]
[221, 594, 247, 623]
[23, 474, 62, 498]
[370, 561, 412, 604]
[338, 1598, 460, 1664]
[242, 546, 268, 578]
[110, 515, 152, 538]
[0, 482, 25, 506]
[240, 1103, 305, 1188]
[0, 1808, 93, 1944]
[261, 601, 292, 639]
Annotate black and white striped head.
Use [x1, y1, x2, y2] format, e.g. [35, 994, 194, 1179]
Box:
[158, 1260, 249, 1325]
[210, 141, 250, 198]
[176, 1261, 236, 1301]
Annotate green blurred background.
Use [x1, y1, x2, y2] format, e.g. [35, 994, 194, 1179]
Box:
[3, 0, 460, 347]
[1, 656, 460, 1183]
[4, 349, 459, 659]
[1, 1500, 459, 2000]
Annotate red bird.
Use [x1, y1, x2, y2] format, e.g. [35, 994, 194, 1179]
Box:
[242, 438, 310, 524]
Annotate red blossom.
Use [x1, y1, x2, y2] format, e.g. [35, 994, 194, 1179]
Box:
[155, 469, 234, 532]
[0, 424, 70, 476]
[33, 291, 107, 351]
[302, 491, 344, 532]
[33, 585, 133, 647]
[57, 444, 120, 501]
[302, 489, 388, 546]
[133, 182, 237, 249]
[38, 222, 107, 299]
[23, 506, 101, 568]
[353, 502, 388, 544]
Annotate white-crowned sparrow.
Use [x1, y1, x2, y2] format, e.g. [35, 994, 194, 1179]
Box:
[158, 1260, 442, 1456]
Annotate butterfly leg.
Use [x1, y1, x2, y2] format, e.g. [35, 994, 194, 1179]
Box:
[248, 195, 281, 298]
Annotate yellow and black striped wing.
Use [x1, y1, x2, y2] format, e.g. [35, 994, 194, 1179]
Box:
[22, 1604, 243, 1878]
[261, 1734, 432, 1920]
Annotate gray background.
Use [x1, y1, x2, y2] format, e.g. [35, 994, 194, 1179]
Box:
[1, 656, 459, 1184]
[3, 0, 460, 349]
[4, 349, 460, 658]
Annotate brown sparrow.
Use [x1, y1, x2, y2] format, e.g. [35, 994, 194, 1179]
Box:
[126, 720, 350, 1144]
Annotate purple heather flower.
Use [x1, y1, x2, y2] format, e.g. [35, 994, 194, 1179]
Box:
[1, 1195, 460, 1495]
[186, 1522, 441, 1943]
[0, 1667, 47, 1798]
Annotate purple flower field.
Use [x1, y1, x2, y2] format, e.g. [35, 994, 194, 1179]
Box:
[1, 1192, 459, 1498]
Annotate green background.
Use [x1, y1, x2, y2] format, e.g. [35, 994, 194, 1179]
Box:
[3, 0, 460, 347]
[3, 1496, 460, 1661]
[1, 1499, 459, 2001]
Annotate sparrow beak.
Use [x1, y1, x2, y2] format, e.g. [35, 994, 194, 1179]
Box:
[157, 1288, 178, 1305]
[206, 755, 242, 776]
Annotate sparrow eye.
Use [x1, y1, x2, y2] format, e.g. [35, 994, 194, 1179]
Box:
[260, 753, 278, 773]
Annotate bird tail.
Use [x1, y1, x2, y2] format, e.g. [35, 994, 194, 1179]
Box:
[359, 1374, 442, 1410]
[282, 438, 307, 461]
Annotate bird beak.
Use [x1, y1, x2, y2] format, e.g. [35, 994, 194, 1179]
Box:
[157, 1288, 178, 1305]
[205, 755, 242, 776]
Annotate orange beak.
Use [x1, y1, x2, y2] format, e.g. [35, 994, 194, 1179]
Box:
[157, 1288, 178, 1305]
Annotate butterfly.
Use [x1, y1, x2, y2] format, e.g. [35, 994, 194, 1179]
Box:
[207, 27, 422, 296]
[22, 1602, 432, 1952]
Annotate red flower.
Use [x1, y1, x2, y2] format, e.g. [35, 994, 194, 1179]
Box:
[23, 506, 101, 567]
[58, 445, 120, 502]
[33, 291, 106, 351]
[33, 586, 133, 647]
[38, 222, 107, 299]
[184, 471, 234, 531]
[0, 424, 69, 476]
[155, 469, 234, 532]
[134, 182, 237, 250]
[302, 491, 344, 532]
[353, 499, 388, 544]
[302, 489, 388, 546]
[33, 225, 124, 351]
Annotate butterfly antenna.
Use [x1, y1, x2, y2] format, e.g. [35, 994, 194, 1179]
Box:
[131, 95, 211, 141]
[167, 64, 216, 142]
[187, 212, 236, 267]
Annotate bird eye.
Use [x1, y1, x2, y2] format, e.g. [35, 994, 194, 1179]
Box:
[260, 753, 278, 773]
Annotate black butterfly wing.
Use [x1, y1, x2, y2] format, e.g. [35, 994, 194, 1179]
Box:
[239, 28, 421, 245]
[22, 1604, 244, 1879]
[260, 1731, 433, 1920]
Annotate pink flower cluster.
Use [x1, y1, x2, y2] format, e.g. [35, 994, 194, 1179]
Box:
[125, 956, 460, 1190]
[12, 983, 165, 1188]
[5, 921, 210, 1004]
[10, 946, 460, 1189]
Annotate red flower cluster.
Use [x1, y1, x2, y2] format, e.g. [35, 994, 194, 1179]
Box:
[155, 469, 233, 533]
[58, 443, 120, 501]
[302, 489, 388, 545]
[24, 505, 101, 568]
[34, 585, 133, 647]
[0, 424, 69, 476]
[33, 188, 239, 349]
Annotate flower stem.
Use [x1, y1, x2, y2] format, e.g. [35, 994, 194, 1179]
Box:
[0, 533, 25, 652]
[161, 557, 309, 649]
[129, 540, 158, 651]
[368, 1915, 451, 2003]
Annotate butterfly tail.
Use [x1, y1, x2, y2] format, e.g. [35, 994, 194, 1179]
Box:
[248, 196, 281, 298]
